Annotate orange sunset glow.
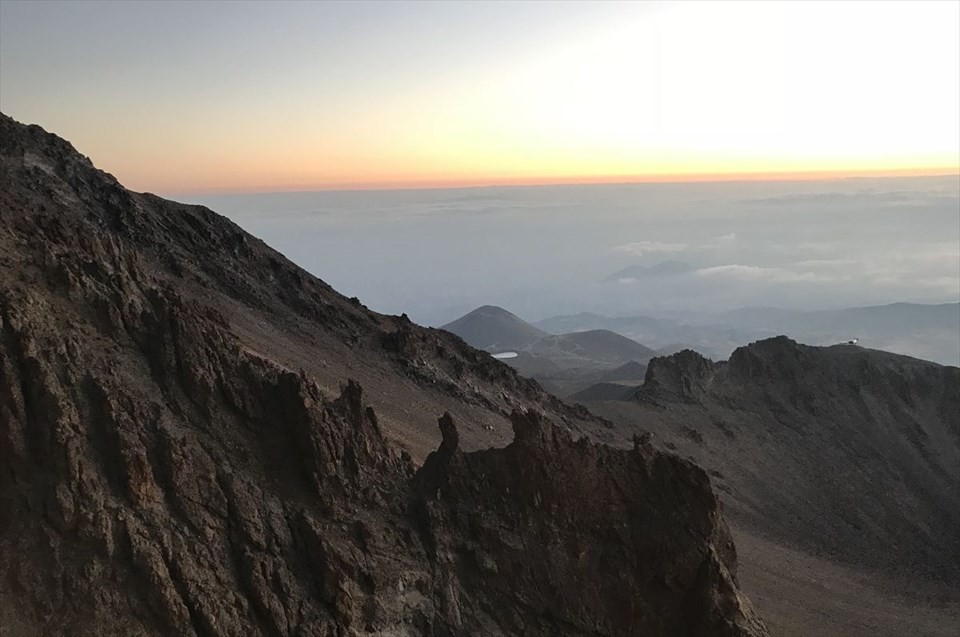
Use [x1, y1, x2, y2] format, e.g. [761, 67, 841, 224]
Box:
[2, 1, 958, 194]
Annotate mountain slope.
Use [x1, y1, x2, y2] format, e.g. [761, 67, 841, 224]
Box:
[570, 382, 635, 402]
[525, 329, 657, 369]
[441, 305, 547, 351]
[535, 311, 748, 358]
[0, 115, 614, 460]
[536, 302, 960, 366]
[445, 309, 659, 398]
[601, 360, 649, 382]
[584, 338, 960, 635]
[0, 114, 767, 635]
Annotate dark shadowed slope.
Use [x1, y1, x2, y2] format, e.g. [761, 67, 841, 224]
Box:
[441, 304, 547, 351]
[0, 113, 768, 636]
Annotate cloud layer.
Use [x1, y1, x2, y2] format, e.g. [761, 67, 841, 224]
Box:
[189, 175, 960, 324]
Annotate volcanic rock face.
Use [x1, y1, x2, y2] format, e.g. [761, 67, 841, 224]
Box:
[0, 113, 767, 635]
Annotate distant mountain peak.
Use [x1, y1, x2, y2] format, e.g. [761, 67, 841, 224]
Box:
[442, 305, 547, 351]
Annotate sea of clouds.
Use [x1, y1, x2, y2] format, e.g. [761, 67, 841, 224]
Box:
[181, 175, 960, 327]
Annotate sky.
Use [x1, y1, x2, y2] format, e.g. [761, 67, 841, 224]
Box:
[1, 0, 958, 194]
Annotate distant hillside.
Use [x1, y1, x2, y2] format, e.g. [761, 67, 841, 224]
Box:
[569, 382, 634, 402]
[504, 331, 655, 398]
[526, 329, 657, 369]
[712, 302, 960, 365]
[535, 311, 750, 358]
[442, 304, 548, 351]
[600, 360, 649, 382]
[537, 302, 960, 366]
[585, 337, 960, 635]
[536, 311, 668, 335]
[446, 309, 660, 398]
[725, 302, 960, 333]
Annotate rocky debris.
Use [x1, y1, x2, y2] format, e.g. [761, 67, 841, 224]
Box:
[0, 112, 768, 635]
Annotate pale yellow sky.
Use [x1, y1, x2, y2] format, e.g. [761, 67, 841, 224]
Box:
[1, 1, 958, 193]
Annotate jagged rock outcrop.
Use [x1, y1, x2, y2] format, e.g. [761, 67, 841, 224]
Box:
[0, 113, 768, 635]
[0, 283, 767, 635]
[415, 410, 765, 636]
[637, 349, 717, 403]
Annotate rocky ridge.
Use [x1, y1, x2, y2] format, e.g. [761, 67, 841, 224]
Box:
[591, 337, 960, 590]
[0, 113, 614, 461]
[0, 113, 768, 635]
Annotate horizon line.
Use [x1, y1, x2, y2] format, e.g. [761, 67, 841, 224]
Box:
[160, 166, 960, 198]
